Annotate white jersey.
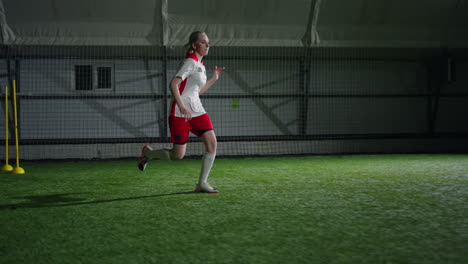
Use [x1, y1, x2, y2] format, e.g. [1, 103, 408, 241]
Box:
[170, 52, 207, 118]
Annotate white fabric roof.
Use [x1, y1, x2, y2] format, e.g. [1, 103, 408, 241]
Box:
[1, 0, 467, 47]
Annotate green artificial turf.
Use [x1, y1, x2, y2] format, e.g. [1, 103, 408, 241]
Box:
[1, 154, 467, 263]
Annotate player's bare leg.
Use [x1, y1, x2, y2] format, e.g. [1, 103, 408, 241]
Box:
[170, 144, 187, 160]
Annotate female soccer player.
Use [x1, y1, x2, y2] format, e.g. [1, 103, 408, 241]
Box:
[138, 31, 225, 193]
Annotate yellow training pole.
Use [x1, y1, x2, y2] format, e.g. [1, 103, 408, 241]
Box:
[12, 80, 25, 174]
[1, 86, 13, 171]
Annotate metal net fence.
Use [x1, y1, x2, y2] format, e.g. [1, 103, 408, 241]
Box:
[1, 45, 467, 159]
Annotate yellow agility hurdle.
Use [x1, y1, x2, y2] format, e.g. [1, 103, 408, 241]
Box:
[1, 86, 13, 171]
[12, 80, 25, 174]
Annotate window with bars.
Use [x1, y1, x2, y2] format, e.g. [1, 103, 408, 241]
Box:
[74, 64, 113, 91]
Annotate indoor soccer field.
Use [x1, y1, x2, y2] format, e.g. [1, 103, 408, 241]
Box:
[1, 1, 468, 263]
[1, 154, 467, 263]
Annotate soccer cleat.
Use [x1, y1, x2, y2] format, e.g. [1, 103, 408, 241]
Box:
[137, 145, 152, 171]
[194, 183, 219, 193]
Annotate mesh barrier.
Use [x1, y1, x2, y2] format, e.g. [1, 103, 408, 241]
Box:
[0, 45, 467, 159]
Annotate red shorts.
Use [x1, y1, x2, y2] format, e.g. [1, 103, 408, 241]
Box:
[169, 114, 214, 144]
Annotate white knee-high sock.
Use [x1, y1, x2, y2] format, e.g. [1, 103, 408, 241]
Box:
[144, 148, 171, 160]
[198, 152, 216, 185]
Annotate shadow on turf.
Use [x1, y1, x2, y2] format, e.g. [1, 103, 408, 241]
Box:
[1, 191, 196, 210]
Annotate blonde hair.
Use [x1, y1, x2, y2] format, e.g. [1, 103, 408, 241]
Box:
[185, 31, 204, 56]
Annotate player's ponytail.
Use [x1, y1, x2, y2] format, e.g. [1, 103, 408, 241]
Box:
[185, 31, 204, 56]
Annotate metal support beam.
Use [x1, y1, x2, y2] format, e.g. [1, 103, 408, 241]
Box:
[161, 46, 168, 138]
[301, 0, 322, 47]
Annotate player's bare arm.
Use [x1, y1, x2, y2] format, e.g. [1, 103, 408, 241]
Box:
[200, 66, 225, 95]
[170, 77, 192, 120]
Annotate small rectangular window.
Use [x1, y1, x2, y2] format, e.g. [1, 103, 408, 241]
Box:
[75, 65, 93, 90]
[97, 66, 112, 89]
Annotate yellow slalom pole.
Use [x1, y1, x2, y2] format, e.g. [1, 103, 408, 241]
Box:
[12, 80, 25, 174]
[1, 86, 13, 171]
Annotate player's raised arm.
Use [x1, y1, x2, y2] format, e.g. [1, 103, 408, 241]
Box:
[200, 66, 225, 95]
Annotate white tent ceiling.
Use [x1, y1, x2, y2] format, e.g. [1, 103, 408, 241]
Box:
[1, 0, 467, 47]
